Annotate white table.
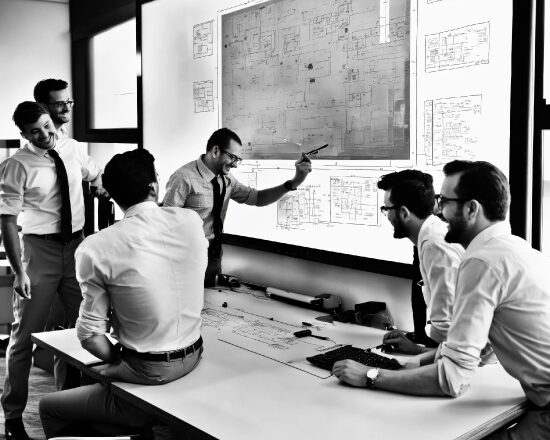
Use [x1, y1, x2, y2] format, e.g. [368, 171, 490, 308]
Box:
[32, 288, 526, 440]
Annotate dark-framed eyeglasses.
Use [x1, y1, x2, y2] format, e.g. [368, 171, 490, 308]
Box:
[380, 205, 398, 216]
[222, 150, 243, 165]
[435, 194, 470, 208]
[48, 99, 75, 109]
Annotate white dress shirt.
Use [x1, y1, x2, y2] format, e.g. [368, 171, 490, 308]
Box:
[76, 202, 208, 353]
[163, 156, 258, 240]
[437, 222, 550, 406]
[0, 137, 101, 234]
[417, 215, 464, 342]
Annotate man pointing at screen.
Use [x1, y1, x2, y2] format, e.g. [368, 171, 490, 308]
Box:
[162, 128, 312, 287]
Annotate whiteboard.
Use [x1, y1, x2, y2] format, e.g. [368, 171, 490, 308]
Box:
[142, 0, 512, 266]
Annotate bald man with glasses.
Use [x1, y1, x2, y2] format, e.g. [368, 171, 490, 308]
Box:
[163, 127, 312, 287]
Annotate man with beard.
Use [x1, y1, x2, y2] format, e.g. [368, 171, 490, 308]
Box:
[0, 102, 106, 440]
[333, 160, 550, 439]
[163, 127, 312, 287]
[376, 170, 463, 354]
[34, 79, 73, 139]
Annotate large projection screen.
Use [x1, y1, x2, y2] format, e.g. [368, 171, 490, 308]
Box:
[142, 0, 512, 268]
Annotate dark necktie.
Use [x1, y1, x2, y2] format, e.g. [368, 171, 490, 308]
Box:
[211, 176, 226, 250]
[48, 149, 72, 242]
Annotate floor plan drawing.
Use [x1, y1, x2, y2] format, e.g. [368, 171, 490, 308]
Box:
[221, 0, 411, 160]
[193, 80, 214, 112]
[424, 94, 481, 165]
[193, 20, 214, 58]
[425, 22, 490, 72]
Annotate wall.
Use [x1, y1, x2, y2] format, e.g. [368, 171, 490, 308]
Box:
[0, 0, 72, 140]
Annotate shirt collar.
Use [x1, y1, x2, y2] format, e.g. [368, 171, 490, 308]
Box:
[124, 201, 159, 218]
[465, 221, 512, 256]
[417, 215, 441, 246]
[196, 155, 216, 181]
[26, 142, 51, 158]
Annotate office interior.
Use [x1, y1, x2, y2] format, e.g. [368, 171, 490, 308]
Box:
[0, 0, 549, 436]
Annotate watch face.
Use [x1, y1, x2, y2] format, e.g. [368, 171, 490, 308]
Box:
[367, 368, 379, 380]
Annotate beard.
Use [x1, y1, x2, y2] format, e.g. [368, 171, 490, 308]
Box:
[444, 215, 468, 243]
[392, 217, 408, 239]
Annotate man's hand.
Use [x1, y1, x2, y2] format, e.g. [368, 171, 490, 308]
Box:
[383, 329, 423, 355]
[332, 359, 369, 387]
[289, 153, 312, 188]
[93, 185, 110, 199]
[14, 271, 31, 299]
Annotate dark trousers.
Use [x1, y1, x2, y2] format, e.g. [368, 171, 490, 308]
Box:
[205, 240, 222, 287]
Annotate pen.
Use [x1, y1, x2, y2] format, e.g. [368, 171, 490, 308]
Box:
[305, 144, 329, 156]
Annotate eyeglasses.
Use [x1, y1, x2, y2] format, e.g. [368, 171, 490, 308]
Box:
[222, 150, 243, 165]
[380, 205, 398, 216]
[435, 194, 470, 208]
[48, 99, 75, 109]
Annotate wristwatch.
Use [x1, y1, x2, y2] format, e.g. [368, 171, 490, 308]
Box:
[283, 180, 297, 191]
[365, 368, 380, 388]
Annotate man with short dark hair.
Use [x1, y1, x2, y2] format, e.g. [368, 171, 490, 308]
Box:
[0, 102, 104, 440]
[39, 148, 208, 437]
[333, 160, 550, 439]
[34, 79, 73, 139]
[377, 170, 463, 354]
[163, 127, 312, 286]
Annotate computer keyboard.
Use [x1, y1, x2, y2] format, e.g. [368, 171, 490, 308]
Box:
[306, 345, 402, 371]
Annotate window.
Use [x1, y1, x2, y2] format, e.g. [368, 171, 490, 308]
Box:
[90, 19, 138, 129]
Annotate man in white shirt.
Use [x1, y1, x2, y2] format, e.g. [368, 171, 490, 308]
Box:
[0, 102, 105, 440]
[39, 148, 208, 438]
[33, 79, 73, 139]
[377, 170, 464, 354]
[333, 160, 550, 439]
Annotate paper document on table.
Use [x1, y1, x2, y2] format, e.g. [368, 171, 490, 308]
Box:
[201, 306, 333, 378]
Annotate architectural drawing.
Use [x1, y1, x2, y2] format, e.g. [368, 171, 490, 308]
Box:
[193, 20, 214, 58]
[424, 95, 481, 165]
[221, 0, 410, 160]
[425, 22, 490, 72]
[193, 80, 214, 112]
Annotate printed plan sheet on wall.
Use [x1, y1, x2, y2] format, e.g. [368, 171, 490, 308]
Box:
[142, 0, 513, 265]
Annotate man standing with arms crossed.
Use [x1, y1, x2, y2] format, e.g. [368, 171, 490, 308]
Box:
[163, 127, 312, 286]
[333, 160, 550, 439]
[0, 102, 105, 440]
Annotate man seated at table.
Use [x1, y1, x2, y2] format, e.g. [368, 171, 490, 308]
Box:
[39, 148, 208, 437]
[376, 170, 464, 354]
[333, 160, 550, 439]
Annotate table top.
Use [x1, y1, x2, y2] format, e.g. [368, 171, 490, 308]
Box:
[32, 287, 527, 440]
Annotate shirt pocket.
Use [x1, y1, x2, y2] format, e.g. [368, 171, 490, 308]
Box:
[185, 191, 212, 210]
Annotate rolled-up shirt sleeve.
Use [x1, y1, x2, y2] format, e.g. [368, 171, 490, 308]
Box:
[229, 175, 257, 205]
[437, 258, 497, 397]
[0, 159, 26, 216]
[422, 241, 461, 343]
[163, 172, 191, 207]
[75, 142, 102, 184]
[75, 244, 111, 341]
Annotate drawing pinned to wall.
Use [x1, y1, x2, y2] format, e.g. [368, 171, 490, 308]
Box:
[424, 94, 481, 165]
[425, 22, 490, 72]
[193, 80, 214, 112]
[193, 20, 214, 58]
[221, 0, 411, 160]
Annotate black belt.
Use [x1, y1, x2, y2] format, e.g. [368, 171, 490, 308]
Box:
[121, 336, 203, 362]
[28, 229, 83, 243]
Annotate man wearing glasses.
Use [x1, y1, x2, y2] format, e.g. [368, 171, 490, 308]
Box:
[163, 127, 312, 287]
[333, 161, 550, 439]
[376, 170, 464, 355]
[34, 79, 74, 139]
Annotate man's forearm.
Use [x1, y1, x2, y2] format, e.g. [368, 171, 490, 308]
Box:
[256, 183, 292, 206]
[81, 335, 120, 363]
[377, 363, 447, 396]
[0, 215, 23, 275]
